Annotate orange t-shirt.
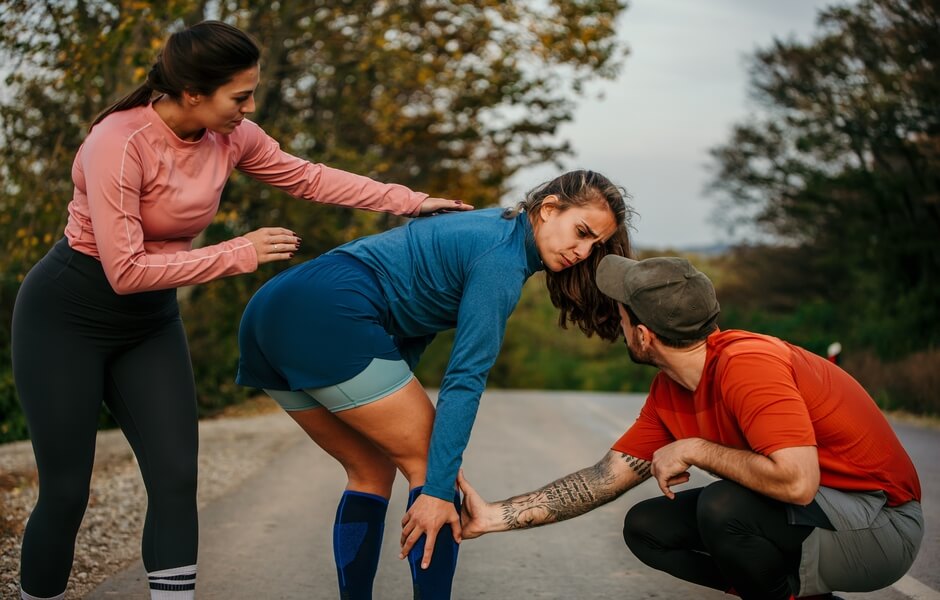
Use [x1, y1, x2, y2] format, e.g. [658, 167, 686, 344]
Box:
[612, 330, 921, 506]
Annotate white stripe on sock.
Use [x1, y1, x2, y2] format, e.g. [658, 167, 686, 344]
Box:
[148, 564, 197, 600]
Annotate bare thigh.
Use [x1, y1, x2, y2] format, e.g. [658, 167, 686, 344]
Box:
[288, 378, 435, 496]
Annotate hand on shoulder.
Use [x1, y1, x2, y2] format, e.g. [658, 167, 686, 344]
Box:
[416, 197, 473, 216]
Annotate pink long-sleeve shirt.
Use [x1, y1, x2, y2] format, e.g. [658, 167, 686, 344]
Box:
[64, 103, 427, 294]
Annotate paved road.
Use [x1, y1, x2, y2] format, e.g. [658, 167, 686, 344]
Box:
[89, 391, 940, 599]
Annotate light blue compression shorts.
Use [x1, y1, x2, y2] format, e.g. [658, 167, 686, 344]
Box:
[237, 253, 414, 413]
[264, 357, 413, 412]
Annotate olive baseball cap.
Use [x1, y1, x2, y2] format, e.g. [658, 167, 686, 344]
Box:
[596, 255, 720, 340]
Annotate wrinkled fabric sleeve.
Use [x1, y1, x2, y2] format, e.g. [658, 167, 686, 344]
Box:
[234, 121, 427, 216]
[611, 376, 676, 460]
[421, 261, 524, 501]
[82, 130, 257, 294]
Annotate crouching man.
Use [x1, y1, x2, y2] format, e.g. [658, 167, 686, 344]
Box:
[459, 255, 923, 600]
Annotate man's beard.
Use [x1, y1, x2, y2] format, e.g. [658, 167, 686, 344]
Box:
[625, 336, 655, 366]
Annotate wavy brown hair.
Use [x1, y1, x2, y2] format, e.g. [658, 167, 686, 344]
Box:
[90, 20, 260, 131]
[504, 170, 634, 341]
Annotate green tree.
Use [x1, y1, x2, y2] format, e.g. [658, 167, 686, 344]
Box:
[708, 0, 940, 358]
[0, 0, 628, 441]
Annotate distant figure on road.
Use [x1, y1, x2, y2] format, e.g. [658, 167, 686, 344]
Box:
[11, 20, 467, 600]
[236, 170, 632, 599]
[458, 255, 923, 600]
[827, 341, 842, 365]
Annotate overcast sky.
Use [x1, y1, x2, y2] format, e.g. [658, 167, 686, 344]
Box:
[509, 0, 842, 250]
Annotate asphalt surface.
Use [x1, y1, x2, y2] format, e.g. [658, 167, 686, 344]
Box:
[89, 390, 940, 600]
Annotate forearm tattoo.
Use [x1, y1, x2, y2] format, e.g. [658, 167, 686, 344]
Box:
[498, 453, 649, 530]
[623, 453, 652, 479]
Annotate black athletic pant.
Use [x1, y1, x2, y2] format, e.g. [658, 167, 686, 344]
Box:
[623, 480, 815, 600]
[12, 239, 199, 597]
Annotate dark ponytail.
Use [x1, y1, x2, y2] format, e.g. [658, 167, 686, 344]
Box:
[89, 20, 261, 131]
[89, 82, 155, 131]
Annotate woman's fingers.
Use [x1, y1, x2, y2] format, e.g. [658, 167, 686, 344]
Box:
[398, 494, 463, 568]
[419, 528, 438, 569]
[416, 197, 474, 216]
[400, 512, 413, 546]
[244, 227, 301, 264]
[399, 521, 423, 559]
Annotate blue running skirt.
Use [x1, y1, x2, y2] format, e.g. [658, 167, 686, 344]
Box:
[237, 254, 406, 393]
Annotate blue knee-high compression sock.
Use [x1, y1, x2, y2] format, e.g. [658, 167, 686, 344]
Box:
[406, 486, 461, 600]
[334, 491, 389, 600]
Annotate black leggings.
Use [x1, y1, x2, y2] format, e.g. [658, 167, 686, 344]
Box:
[11, 240, 198, 597]
[623, 480, 814, 600]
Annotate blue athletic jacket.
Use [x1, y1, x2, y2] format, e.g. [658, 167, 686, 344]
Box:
[331, 207, 543, 500]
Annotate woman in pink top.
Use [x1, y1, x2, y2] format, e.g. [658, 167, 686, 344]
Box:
[10, 20, 466, 600]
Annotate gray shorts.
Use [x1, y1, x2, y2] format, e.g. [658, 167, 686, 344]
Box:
[264, 357, 413, 413]
[795, 487, 924, 595]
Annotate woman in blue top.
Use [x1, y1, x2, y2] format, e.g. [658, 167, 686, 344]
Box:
[236, 169, 632, 599]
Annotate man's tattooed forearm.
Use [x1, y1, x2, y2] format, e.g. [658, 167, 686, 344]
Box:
[498, 455, 626, 530]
